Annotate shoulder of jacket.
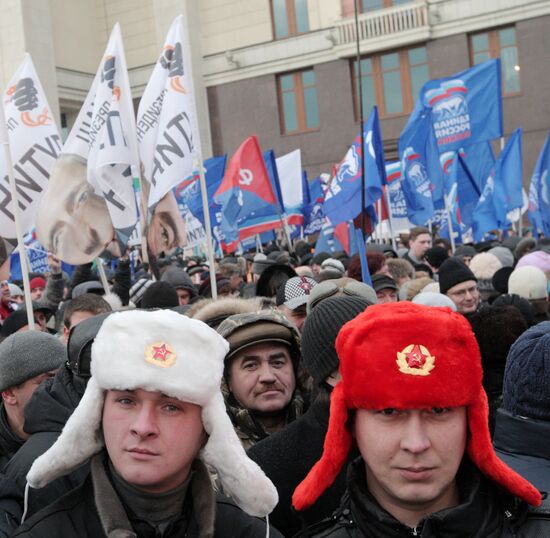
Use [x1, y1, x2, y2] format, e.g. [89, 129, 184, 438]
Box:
[294, 507, 357, 538]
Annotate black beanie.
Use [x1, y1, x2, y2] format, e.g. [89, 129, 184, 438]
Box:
[492, 266, 514, 295]
[438, 257, 477, 295]
[301, 296, 370, 386]
[141, 281, 179, 309]
[425, 246, 449, 269]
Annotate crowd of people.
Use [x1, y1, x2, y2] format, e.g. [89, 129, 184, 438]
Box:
[0, 226, 548, 536]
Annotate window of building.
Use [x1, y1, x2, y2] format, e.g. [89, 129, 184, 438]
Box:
[470, 26, 520, 94]
[361, 0, 411, 11]
[352, 45, 429, 118]
[278, 69, 320, 134]
[271, 0, 309, 39]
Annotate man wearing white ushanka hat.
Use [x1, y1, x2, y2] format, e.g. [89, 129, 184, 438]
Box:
[14, 310, 281, 538]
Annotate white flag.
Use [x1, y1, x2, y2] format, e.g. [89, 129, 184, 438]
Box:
[0, 54, 61, 245]
[38, 23, 140, 263]
[137, 15, 200, 209]
[276, 149, 304, 225]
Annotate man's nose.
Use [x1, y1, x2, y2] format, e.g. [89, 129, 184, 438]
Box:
[130, 405, 159, 438]
[400, 413, 431, 454]
[258, 362, 277, 384]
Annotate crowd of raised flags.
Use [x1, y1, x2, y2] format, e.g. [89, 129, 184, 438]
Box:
[0, 16, 549, 314]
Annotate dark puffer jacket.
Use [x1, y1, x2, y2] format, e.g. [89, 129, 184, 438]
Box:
[0, 403, 24, 470]
[295, 459, 549, 538]
[0, 367, 88, 537]
[12, 454, 282, 538]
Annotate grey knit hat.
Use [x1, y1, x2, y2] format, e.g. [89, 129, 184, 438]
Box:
[0, 331, 67, 392]
[301, 296, 370, 386]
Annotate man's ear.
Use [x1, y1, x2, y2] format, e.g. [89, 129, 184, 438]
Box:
[1, 388, 17, 406]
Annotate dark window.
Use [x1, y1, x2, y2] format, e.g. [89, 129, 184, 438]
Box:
[271, 0, 309, 39]
[470, 26, 520, 94]
[278, 69, 320, 134]
[352, 45, 429, 118]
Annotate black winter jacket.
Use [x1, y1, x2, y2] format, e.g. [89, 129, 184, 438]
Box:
[248, 395, 356, 537]
[0, 367, 87, 537]
[494, 408, 550, 494]
[0, 404, 24, 470]
[12, 454, 282, 538]
[295, 458, 548, 538]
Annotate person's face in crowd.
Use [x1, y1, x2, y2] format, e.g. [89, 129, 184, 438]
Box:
[147, 192, 186, 257]
[36, 155, 118, 265]
[229, 273, 243, 291]
[63, 309, 99, 342]
[228, 342, 296, 414]
[2, 370, 57, 439]
[376, 287, 398, 304]
[278, 304, 307, 332]
[409, 234, 432, 260]
[103, 389, 205, 494]
[311, 263, 322, 278]
[176, 288, 191, 306]
[30, 286, 45, 301]
[33, 311, 48, 331]
[461, 256, 473, 267]
[10, 295, 24, 305]
[446, 280, 480, 314]
[354, 406, 467, 528]
[0, 280, 10, 305]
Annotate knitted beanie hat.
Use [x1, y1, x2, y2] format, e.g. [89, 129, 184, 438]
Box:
[488, 246, 514, 268]
[516, 250, 550, 274]
[502, 321, 550, 421]
[425, 246, 449, 269]
[301, 296, 370, 386]
[292, 302, 541, 510]
[508, 266, 548, 300]
[492, 266, 514, 295]
[161, 267, 198, 297]
[469, 253, 502, 280]
[27, 310, 278, 517]
[129, 277, 153, 306]
[412, 292, 457, 311]
[29, 277, 46, 290]
[438, 257, 477, 295]
[0, 331, 67, 392]
[141, 281, 179, 309]
[307, 277, 377, 314]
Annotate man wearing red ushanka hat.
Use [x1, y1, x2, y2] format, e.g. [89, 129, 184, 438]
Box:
[292, 302, 546, 537]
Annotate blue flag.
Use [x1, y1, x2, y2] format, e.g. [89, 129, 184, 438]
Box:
[421, 59, 503, 153]
[398, 106, 440, 225]
[303, 176, 325, 235]
[528, 133, 550, 237]
[462, 141, 495, 194]
[263, 150, 285, 212]
[471, 131, 522, 241]
[323, 107, 386, 226]
[174, 155, 227, 230]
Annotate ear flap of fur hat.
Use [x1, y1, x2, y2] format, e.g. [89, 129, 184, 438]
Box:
[27, 378, 105, 488]
[466, 388, 541, 506]
[200, 392, 278, 517]
[292, 383, 353, 511]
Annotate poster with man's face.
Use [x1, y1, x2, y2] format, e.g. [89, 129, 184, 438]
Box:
[35, 154, 187, 264]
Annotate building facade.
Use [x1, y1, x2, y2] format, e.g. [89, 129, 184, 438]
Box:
[0, 0, 549, 186]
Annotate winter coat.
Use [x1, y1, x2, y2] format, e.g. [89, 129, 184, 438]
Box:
[12, 453, 283, 538]
[494, 408, 550, 494]
[295, 458, 549, 538]
[0, 403, 24, 470]
[0, 367, 87, 538]
[248, 395, 356, 537]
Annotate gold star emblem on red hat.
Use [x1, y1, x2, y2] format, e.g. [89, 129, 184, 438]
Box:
[144, 342, 176, 368]
[396, 344, 435, 376]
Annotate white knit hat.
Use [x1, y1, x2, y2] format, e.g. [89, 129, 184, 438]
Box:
[508, 266, 548, 300]
[26, 309, 278, 517]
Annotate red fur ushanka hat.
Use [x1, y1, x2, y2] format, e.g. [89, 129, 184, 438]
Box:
[292, 302, 541, 510]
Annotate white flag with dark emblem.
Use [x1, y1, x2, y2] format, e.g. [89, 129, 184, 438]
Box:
[37, 23, 139, 263]
[0, 54, 61, 250]
[137, 15, 200, 209]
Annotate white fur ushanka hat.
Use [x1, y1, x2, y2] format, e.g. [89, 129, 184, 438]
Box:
[26, 309, 278, 517]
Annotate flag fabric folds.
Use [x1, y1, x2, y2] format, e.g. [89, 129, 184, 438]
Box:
[137, 15, 200, 209]
[528, 133, 550, 237]
[59, 23, 140, 252]
[0, 54, 61, 251]
[275, 149, 304, 225]
[420, 59, 503, 153]
[323, 107, 386, 226]
[214, 135, 279, 252]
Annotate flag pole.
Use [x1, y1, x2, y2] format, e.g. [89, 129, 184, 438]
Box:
[383, 186, 398, 251]
[444, 195, 456, 252]
[95, 258, 111, 294]
[354, 0, 366, 246]
[0, 101, 35, 330]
